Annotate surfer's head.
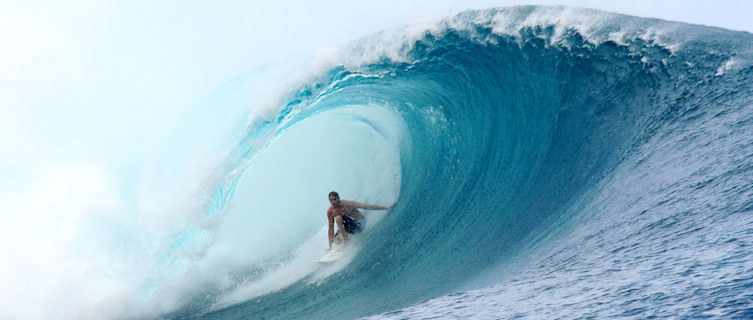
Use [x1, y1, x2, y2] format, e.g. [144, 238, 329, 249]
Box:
[328, 191, 340, 206]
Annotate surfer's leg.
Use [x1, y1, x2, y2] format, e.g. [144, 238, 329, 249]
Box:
[342, 215, 356, 233]
[333, 229, 343, 243]
[332, 232, 343, 245]
[342, 215, 365, 234]
[334, 215, 348, 244]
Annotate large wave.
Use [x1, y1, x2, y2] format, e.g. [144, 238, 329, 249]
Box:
[7, 6, 752, 320]
[166, 6, 753, 319]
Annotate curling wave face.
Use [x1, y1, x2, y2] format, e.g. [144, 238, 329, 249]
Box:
[10, 6, 748, 320]
[175, 6, 753, 320]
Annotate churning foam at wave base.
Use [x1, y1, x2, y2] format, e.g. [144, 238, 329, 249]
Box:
[0, 133, 231, 318]
[0, 49, 313, 320]
[0, 60, 284, 319]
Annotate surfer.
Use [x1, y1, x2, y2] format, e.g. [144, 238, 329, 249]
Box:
[327, 191, 392, 251]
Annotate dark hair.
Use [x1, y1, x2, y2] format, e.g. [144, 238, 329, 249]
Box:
[328, 191, 339, 198]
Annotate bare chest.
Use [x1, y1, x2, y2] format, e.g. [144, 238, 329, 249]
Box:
[330, 205, 354, 218]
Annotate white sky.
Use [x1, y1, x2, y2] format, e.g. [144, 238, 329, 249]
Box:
[1, 0, 751, 109]
[0, 0, 751, 173]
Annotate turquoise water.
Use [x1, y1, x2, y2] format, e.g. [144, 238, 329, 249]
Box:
[165, 6, 753, 319]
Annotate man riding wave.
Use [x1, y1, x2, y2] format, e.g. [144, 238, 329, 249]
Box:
[326, 191, 392, 251]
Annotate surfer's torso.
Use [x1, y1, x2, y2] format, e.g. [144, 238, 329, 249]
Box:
[328, 200, 366, 220]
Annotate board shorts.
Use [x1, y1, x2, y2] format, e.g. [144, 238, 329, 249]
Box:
[336, 215, 365, 235]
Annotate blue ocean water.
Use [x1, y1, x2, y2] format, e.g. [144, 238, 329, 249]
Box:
[157, 6, 753, 319]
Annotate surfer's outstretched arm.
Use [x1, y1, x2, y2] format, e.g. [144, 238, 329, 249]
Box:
[351, 201, 393, 210]
[341, 200, 394, 210]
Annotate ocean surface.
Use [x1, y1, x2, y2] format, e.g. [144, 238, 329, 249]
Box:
[7, 6, 753, 320]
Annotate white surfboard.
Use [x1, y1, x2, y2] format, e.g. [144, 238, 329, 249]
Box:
[318, 248, 345, 263]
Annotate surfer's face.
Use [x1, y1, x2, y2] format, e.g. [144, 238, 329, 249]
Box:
[329, 195, 340, 206]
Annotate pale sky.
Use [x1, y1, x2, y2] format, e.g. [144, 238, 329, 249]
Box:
[0, 0, 751, 174]
[2, 0, 751, 111]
